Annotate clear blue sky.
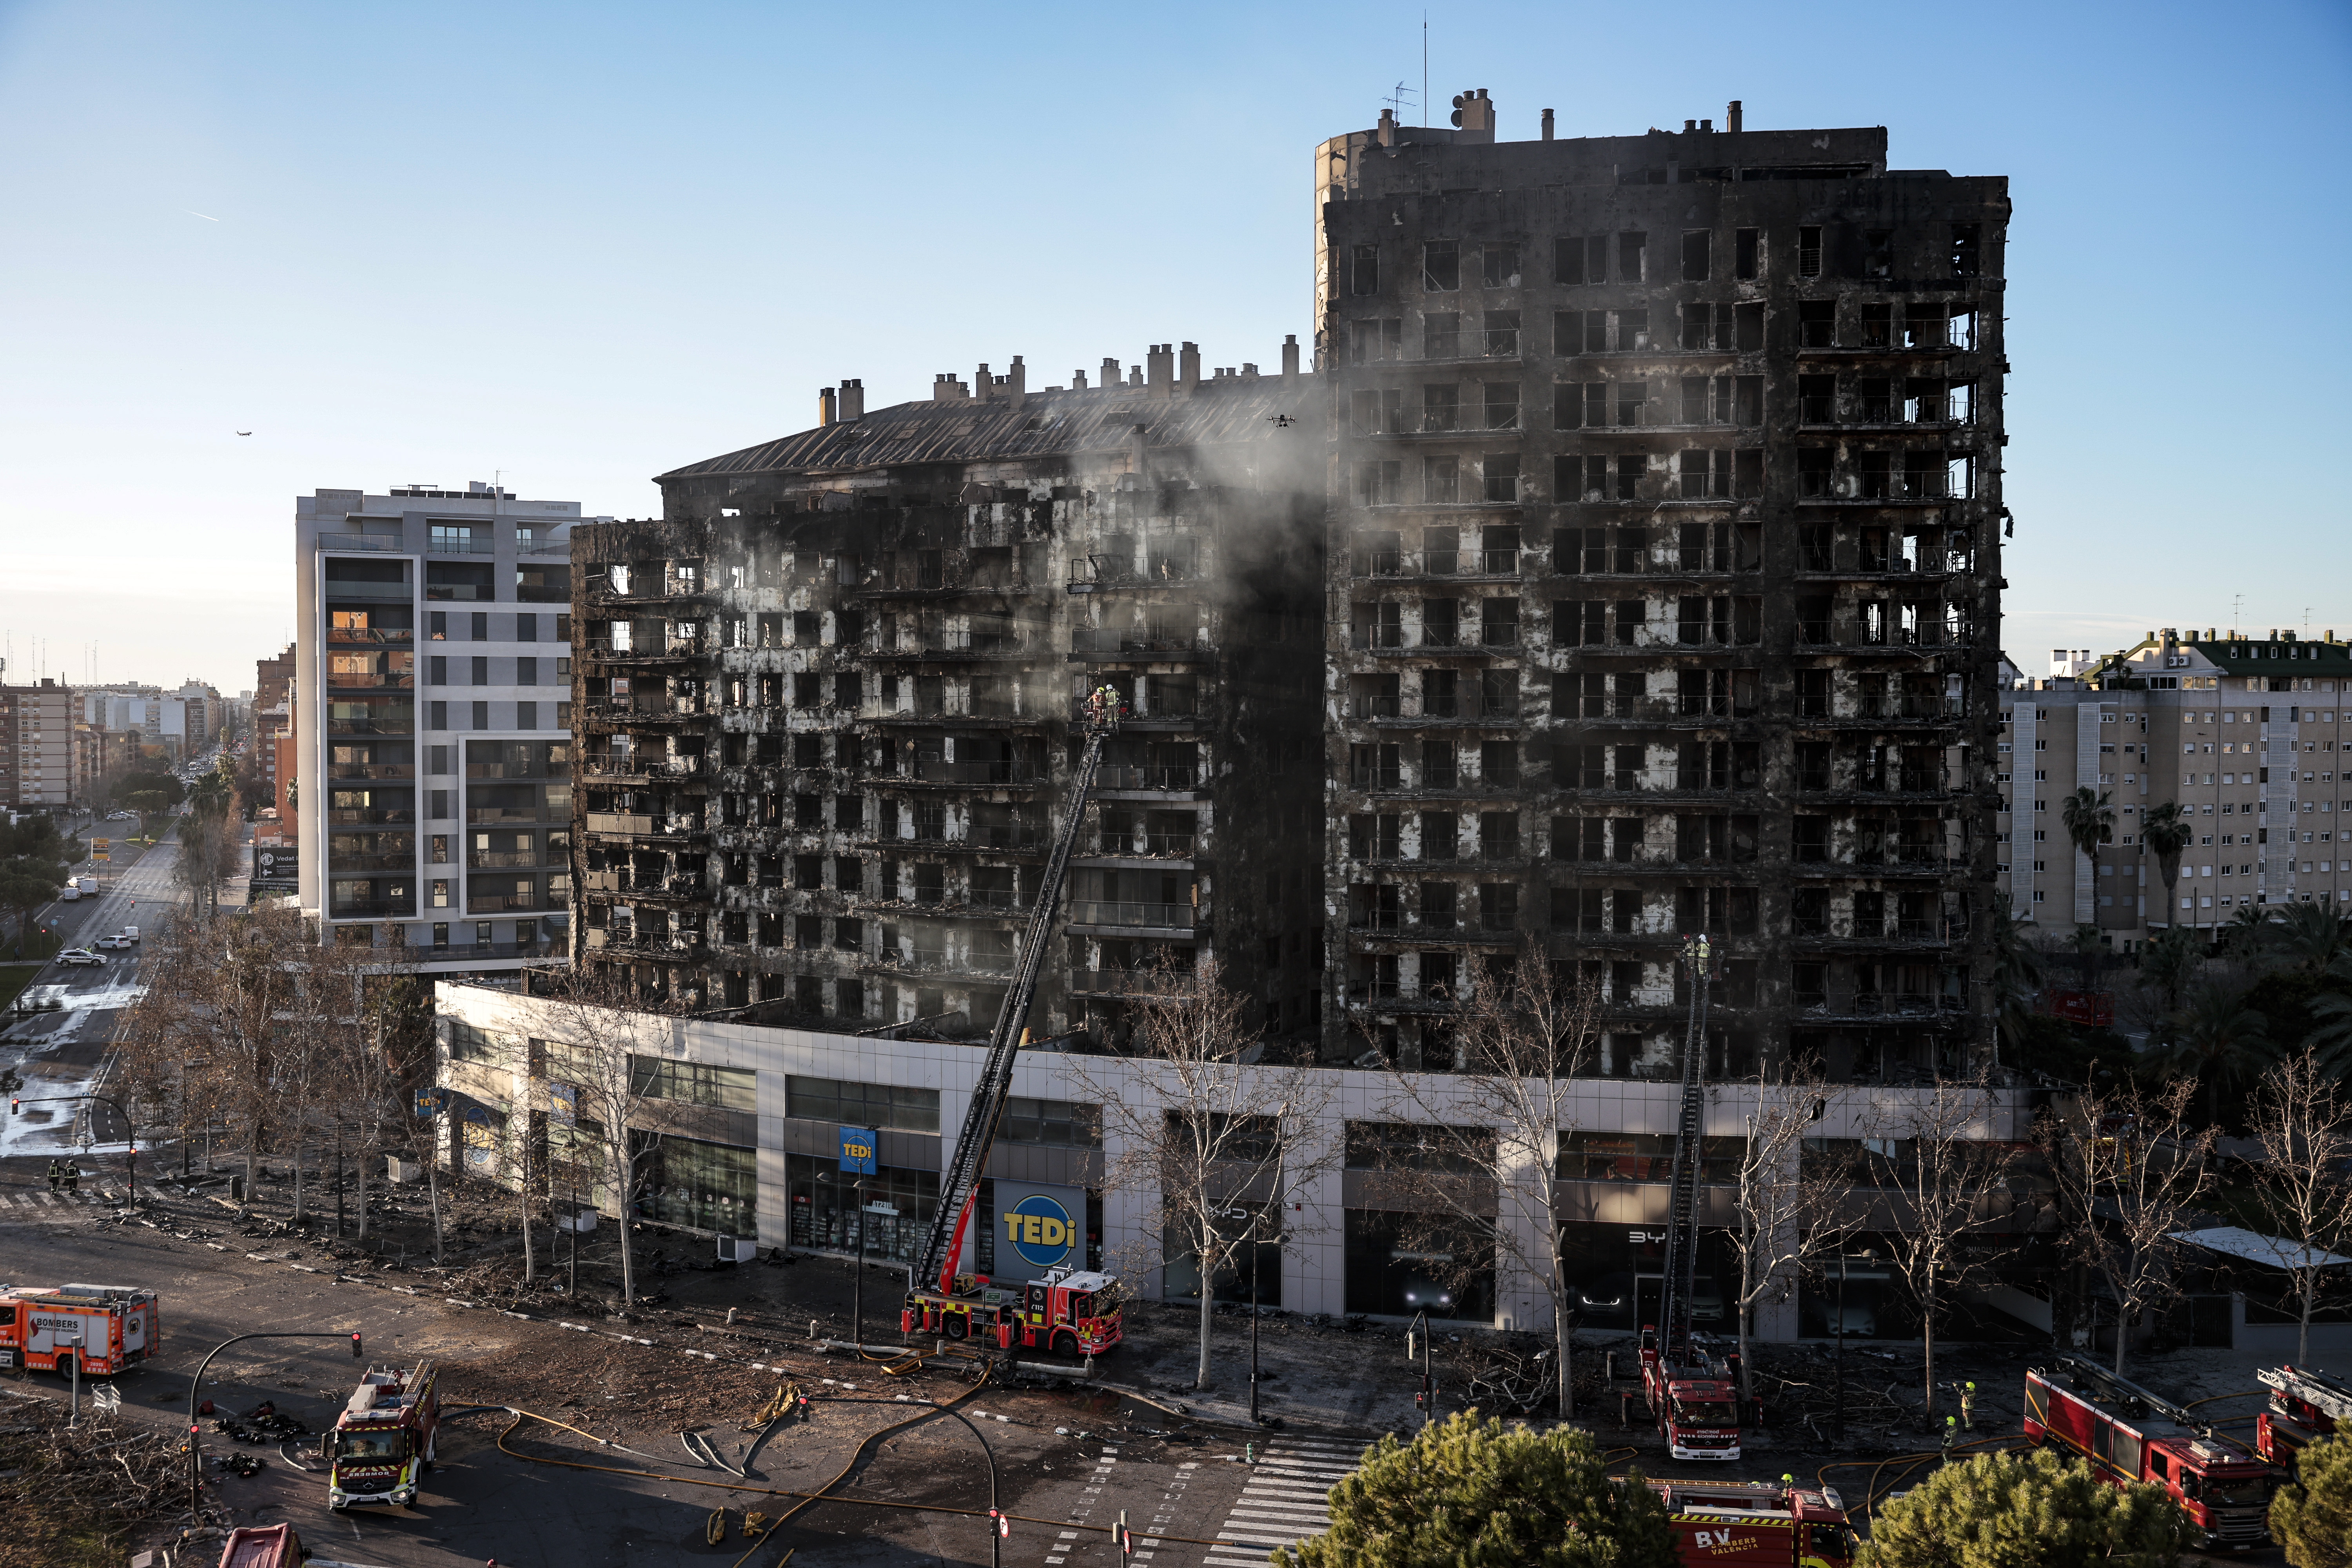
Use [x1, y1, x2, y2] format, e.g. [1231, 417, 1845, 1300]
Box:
[1, 0, 2345, 694]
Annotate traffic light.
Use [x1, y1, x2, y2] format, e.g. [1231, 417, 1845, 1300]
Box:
[989, 1508, 1008, 1539]
[9, 1098, 18, 1116]
[350, 1332, 364, 1360]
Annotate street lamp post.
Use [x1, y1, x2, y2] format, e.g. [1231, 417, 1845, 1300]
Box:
[852, 1176, 867, 1348]
[1835, 1253, 1848, 1443]
[1248, 1208, 1264, 1425]
[61, 1331, 83, 1426]
[185, 1331, 363, 1519]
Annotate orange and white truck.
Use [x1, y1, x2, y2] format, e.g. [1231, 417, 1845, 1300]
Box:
[0, 1282, 161, 1377]
[1649, 1479, 1858, 1568]
[323, 1360, 440, 1510]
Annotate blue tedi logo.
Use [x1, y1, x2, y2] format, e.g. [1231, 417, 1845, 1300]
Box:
[1002, 1194, 1077, 1270]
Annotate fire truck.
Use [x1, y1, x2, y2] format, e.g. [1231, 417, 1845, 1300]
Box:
[1637, 936, 1744, 1460]
[216, 1523, 303, 1568]
[900, 693, 1125, 1358]
[1648, 1479, 1857, 1568]
[2024, 1356, 2275, 1550]
[2256, 1362, 2352, 1469]
[323, 1360, 440, 1510]
[0, 1283, 160, 1377]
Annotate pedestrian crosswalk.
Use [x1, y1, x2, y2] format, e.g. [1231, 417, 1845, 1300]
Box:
[1198, 1437, 1364, 1568]
[4, 1184, 124, 1209]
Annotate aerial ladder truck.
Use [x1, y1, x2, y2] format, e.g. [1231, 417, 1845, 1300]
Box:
[900, 688, 1126, 1359]
[1638, 934, 1744, 1459]
[2257, 1362, 2352, 1469]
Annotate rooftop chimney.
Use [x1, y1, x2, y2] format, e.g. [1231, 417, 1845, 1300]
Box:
[1128, 364, 1143, 388]
[1007, 356, 1026, 412]
[1541, 107, 1554, 141]
[1178, 342, 1201, 394]
[818, 387, 837, 427]
[838, 378, 864, 421]
[1377, 106, 1396, 147]
[1146, 344, 1174, 399]
[1102, 357, 1121, 390]
[1281, 333, 1301, 379]
[1726, 99, 1742, 133]
[932, 373, 967, 403]
[975, 363, 992, 402]
[1073, 368, 1089, 390]
[1449, 87, 1494, 144]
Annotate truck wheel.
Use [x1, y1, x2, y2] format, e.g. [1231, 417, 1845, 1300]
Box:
[944, 1314, 967, 1340]
[53, 1356, 73, 1383]
[1052, 1331, 1078, 1359]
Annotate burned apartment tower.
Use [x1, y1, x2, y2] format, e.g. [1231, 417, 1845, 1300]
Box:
[1318, 98, 2009, 1076]
[572, 351, 1330, 1044]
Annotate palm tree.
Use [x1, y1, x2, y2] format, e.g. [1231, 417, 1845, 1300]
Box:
[2307, 953, 2352, 1081]
[2220, 904, 2272, 967]
[2152, 982, 2277, 1123]
[2141, 801, 2193, 919]
[1993, 908, 2043, 1064]
[2273, 900, 2350, 974]
[2141, 926, 2204, 1018]
[2061, 786, 2116, 894]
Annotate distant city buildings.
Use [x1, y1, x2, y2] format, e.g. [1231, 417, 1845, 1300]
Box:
[0, 677, 74, 811]
[1999, 628, 2352, 943]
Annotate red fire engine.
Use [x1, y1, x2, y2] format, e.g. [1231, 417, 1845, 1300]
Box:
[906, 1267, 1124, 1357]
[1648, 1479, 1857, 1568]
[2024, 1356, 2275, 1551]
[0, 1282, 161, 1377]
[216, 1524, 303, 1568]
[323, 1360, 440, 1510]
[2256, 1363, 2352, 1469]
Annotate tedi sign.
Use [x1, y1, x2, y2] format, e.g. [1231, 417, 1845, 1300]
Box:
[995, 1181, 1086, 1273]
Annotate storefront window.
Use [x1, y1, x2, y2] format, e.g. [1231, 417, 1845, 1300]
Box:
[1343, 1210, 1494, 1322]
[784, 1151, 938, 1265]
[1163, 1201, 1282, 1307]
[1557, 1132, 1748, 1184]
[633, 1133, 757, 1236]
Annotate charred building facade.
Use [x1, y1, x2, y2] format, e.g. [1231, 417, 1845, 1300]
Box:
[573, 352, 1328, 1042]
[1317, 101, 2009, 1076]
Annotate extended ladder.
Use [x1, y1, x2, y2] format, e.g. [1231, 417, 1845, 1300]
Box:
[909, 693, 1122, 1297]
[1657, 934, 1711, 1362]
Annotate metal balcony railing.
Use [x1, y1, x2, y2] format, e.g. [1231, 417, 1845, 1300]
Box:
[1095, 764, 1200, 791]
[1068, 900, 1196, 930]
[910, 760, 1047, 786]
[1091, 832, 1196, 857]
[1067, 967, 1196, 997]
[1071, 628, 1212, 655]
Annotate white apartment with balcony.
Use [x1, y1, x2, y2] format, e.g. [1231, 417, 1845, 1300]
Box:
[294, 483, 595, 979]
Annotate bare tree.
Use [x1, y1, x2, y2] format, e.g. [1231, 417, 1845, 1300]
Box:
[2249, 1046, 2352, 1364]
[2041, 1076, 2218, 1376]
[1062, 957, 1340, 1392]
[1371, 959, 1601, 1417]
[502, 966, 680, 1308]
[1725, 1070, 1858, 1410]
[1868, 1078, 2017, 1423]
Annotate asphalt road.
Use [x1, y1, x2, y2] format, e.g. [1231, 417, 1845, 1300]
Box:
[0, 1198, 1357, 1567]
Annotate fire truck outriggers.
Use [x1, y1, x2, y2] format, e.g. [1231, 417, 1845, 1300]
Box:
[323, 1360, 440, 1510]
[1650, 1479, 1857, 1568]
[2024, 1356, 2275, 1551]
[0, 1283, 160, 1377]
[2256, 1362, 2352, 1469]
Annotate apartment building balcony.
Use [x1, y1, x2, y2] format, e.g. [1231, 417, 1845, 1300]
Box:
[585, 583, 713, 610]
[900, 759, 1049, 788]
[1066, 556, 1203, 593]
[1069, 628, 1214, 661]
[1352, 694, 1523, 724]
[1066, 899, 1197, 934]
[579, 696, 712, 726]
[583, 636, 706, 666]
[858, 638, 1041, 663]
[327, 763, 416, 781]
[1792, 991, 1969, 1024]
[586, 928, 708, 961]
[1067, 967, 1199, 1000]
[327, 628, 414, 647]
[579, 754, 705, 783]
[1796, 472, 1973, 505]
[413, 938, 563, 964]
[849, 562, 1033, 599]
[1548, 697, 1760, 728]
[1793, 851, 1965, 880]
[1350, 547, 1523, 580]
[1082, 830, 1196, 859]
[865, 946, 1015, 979]
[1093, 764, 1203, 795]
[584, 811, 710, 844]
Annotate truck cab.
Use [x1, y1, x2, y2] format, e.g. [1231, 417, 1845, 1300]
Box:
[1639, 1325, 1744, 1460]
[326, 1362, 439, 1510]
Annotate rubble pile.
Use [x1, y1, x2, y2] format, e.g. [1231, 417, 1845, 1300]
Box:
[0, 1387, 191, 1568]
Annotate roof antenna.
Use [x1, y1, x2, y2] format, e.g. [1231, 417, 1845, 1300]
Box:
[1421, 13, 1429, 127]
[1386, 80, 1417, 122]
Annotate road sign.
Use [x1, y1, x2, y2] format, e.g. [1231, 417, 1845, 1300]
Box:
[90, 839, 109, 862]
[838, 1125, 878, 1175]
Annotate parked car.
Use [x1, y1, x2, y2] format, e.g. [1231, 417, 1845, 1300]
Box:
[56, 949, 104, 967]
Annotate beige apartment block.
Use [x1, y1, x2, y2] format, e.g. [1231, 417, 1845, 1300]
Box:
[1999, 629, 2352, 945]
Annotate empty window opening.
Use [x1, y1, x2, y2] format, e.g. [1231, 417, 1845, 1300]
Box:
[1681, 230, 1711, 281]
[1798, 225, 1824, 278]
[1734, 227, 1760, 279]
[1423, 240, 1460, 292]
